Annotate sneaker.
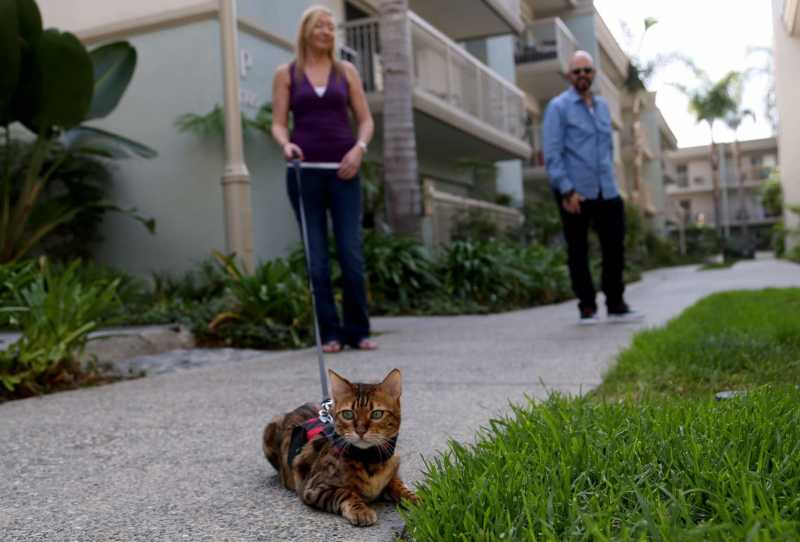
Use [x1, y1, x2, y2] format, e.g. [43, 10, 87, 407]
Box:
[578, 308, 600, 326]
[607, 304, 645, 323]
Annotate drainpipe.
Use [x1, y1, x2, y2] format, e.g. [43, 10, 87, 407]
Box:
[219, 0, 254, 272]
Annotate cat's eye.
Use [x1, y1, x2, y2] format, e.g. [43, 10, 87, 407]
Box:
[370, 410, 384, 420]
[340, 410, 354, 420]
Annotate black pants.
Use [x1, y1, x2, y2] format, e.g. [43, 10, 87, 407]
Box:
[287, 168, 370, 346]
[554, 191, 626, 312]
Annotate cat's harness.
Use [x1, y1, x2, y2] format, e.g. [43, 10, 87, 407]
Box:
[287, 416, 398, 467]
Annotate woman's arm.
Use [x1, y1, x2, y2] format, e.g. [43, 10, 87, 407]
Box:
[271, 64, 304, 160]
[338, 61, 374, 180]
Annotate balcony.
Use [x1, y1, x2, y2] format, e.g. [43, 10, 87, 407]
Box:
[356, 0, 524, 40]
[342, 12, 531, 161]
[407, 0, 524, 40]
[515, 17, 578, 100]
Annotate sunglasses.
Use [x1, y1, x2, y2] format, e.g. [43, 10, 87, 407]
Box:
[571, 67, 594, 75]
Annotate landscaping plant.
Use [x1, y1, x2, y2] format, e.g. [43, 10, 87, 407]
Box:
[0, 259, 121, 398]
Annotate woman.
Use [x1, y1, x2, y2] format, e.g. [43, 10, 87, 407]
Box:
[271, 6, 376, 353]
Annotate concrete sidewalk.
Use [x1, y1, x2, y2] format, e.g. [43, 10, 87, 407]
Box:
[2, 260, 799, 541]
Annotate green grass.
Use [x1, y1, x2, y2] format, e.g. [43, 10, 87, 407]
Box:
[402, 289, 800, 541]
[404, 390, 800, 541]
[595, 289, 800, 400]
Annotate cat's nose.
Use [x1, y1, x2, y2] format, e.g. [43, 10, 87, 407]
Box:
[355, 426, 367, 437]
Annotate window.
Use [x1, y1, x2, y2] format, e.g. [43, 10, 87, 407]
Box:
[750, 156, 763, 166]
[679, 200, 692, 212]
[677, 164, 688, 174]
[693, 176, 706, 185]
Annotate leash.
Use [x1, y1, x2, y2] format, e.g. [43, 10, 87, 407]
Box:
[291, 158, 333, 423]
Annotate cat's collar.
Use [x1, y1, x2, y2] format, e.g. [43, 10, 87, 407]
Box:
[296, 416, 398, 465]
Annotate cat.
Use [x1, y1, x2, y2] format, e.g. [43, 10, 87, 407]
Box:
[263, 368, 417, 526]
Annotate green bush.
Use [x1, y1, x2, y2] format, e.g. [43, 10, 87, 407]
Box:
[450, 208, 502, 243]
[363, 231, 440, 313]
[0, 259, 121, 397]
[438, 240, 569, 310]
[0, 260, 38, 328]
[203, 252, 312, 349]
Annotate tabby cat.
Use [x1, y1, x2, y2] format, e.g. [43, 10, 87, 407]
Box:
[263, 368, 417, 526]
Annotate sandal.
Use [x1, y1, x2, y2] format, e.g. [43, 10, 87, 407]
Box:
[322, 341, 342, 353]
[354, 338, 378, 351]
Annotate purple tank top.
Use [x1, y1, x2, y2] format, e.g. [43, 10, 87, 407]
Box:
[289, 62, 356, 163]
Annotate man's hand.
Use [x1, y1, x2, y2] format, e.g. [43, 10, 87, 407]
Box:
[338, 145, 364, 180]
[562, 191, 584, 214]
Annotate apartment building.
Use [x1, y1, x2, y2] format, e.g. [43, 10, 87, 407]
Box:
[665, 137, 780, 244]
[514, 1, 625, 197]
[36, 0, 532, 274]
[621, 91, 678, 234]
[513, 0, 677, 232]
[773, 0, 800, 249]
[333, 0, 531, 246]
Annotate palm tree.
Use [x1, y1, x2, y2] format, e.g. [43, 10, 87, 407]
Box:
[621, 17, 659, 211]
[724, 82, 756, 240]
[378, 0, 422, 237]
[674, 68, 739, 236]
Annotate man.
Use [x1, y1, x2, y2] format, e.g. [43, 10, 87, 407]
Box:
[543, 51, 643, 325]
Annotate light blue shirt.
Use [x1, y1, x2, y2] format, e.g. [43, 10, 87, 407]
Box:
[542, 86, 619, 199]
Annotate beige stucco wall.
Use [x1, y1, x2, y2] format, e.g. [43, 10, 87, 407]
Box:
[36, 0, 212, 32]
[774, 0, 800, 245]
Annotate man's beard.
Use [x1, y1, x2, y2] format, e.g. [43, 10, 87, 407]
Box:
[573, 78, 592, 93]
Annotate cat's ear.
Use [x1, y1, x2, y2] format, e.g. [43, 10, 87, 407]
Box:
[380, 368, 402, 400]
[328, 369, 352, 400]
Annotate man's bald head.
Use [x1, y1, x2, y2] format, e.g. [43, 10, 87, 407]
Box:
[569, 51, 595, 70]
[567, 50, 595, 95]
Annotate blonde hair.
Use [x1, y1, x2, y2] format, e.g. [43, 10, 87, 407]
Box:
[295, 6, 340, 83]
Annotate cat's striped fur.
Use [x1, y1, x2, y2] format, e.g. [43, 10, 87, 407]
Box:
[263, 368, 416, 526]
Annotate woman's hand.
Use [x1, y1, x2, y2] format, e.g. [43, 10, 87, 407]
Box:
[337, 145, 364, 180]
[283, 142, 304, 161]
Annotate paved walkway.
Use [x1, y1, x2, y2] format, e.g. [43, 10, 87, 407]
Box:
[2, 260, 799, 542]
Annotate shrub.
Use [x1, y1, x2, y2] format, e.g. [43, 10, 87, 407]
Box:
[362, 231, 440, 313]
[0, 260, 121, 397]
[205, 252, 312, 349]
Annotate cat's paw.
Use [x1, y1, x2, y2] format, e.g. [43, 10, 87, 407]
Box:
[343, 502, 378, 527]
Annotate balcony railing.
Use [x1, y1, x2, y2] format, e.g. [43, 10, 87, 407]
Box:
[342, 12, 527, 143]
[515, 17, 577, 74]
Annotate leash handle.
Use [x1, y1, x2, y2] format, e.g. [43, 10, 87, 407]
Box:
[292, 158, 330, 402]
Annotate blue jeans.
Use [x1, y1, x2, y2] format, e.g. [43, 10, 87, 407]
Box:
[286, 167, 370, 346]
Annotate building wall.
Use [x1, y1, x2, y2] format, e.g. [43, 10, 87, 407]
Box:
[36, 1, 315, 275]
[89, 21, 229, 275]
[667, 140, 780, 234]
[773, 0, 800, 245]
[486, 35, 524, 205]
[37, 0, 210, 31]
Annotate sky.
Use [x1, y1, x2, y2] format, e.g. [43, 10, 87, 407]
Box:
[593, 0, 776, 148]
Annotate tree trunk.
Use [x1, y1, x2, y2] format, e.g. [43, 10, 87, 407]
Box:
[708, 122, 722, 237]
[733, 137, 748, 240]
[631, 92, 647, 212]
[379, 0, 421, 237]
